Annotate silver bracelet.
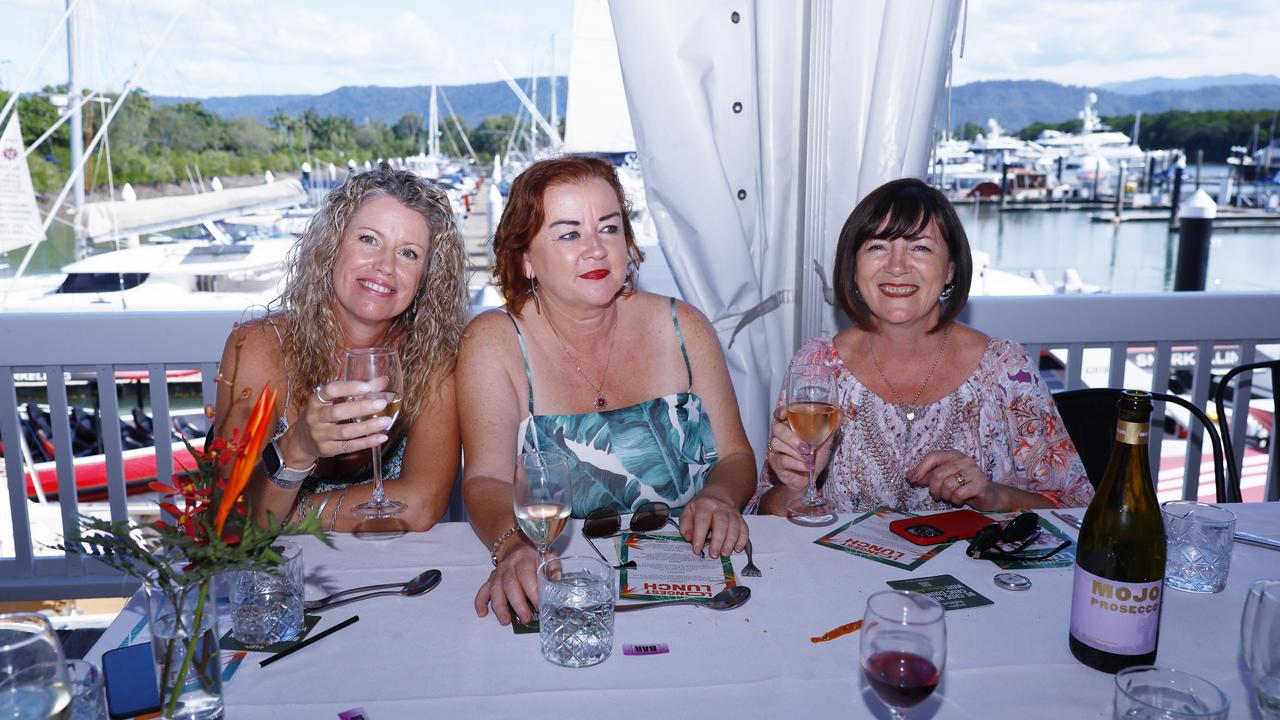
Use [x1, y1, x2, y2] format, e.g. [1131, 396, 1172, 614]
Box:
[328, 490, 347, 531]
[314, 492, 332, 521]
[490, 525, 522, 566]
[290, 490, 313, 524]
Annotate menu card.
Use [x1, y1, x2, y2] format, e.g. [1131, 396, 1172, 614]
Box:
[814, 507, 951, 571]
[617, 533, 737, 602]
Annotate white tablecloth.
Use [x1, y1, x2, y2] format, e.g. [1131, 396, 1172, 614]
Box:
[86, 506, 1280, 719]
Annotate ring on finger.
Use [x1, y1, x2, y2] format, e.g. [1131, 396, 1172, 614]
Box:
[766, 439, 774, 455]
[314, 385, 333, 406]
[952, 471, 968, 487]
[341, 440, 349, 455]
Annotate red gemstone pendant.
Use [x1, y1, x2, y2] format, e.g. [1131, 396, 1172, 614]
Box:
[594, 395, 608, 409]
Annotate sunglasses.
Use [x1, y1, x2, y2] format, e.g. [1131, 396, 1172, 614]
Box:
[582, 501, 682, 570]
[966, 512, 1071, 562]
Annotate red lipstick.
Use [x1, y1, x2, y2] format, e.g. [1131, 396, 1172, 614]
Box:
[579, 269, 610, 280]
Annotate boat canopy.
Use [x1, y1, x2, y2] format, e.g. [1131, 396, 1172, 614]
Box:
[79, 179, 306, 243]
[610, 0, 960, 455]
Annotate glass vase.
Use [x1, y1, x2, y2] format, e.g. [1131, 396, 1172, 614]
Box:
[143, 577, 224, 720]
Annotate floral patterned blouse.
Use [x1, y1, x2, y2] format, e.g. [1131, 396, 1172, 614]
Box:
[750, 335, 1093, 513]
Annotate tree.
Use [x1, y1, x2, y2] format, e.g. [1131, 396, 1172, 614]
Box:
[393, 112, 423, 142]
[224, 117, 275, 155]
[468, 114, 518, 159]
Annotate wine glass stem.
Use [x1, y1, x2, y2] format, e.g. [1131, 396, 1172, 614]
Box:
[537, 545, 547, 567]
[802, 467, 819, 505]
[888, 709, 908, 720]
[370, 446, 386, 504]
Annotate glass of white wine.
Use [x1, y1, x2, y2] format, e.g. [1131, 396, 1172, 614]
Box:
[0, 612, 71, 719]
[785, 363, 841, 526]
[345, 347, 405, 519]
[514, 451, 573, 566]
[1242, 579, 1280, 719]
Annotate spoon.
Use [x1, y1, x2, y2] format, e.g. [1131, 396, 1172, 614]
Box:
[615, 585, 750, 613]
[304, 569, 442, 612]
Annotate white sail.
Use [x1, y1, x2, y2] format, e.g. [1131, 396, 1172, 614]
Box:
[0, 111, 44, 255]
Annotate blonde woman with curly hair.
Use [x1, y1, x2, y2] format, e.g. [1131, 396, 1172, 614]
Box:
[214, 162, 467, 532]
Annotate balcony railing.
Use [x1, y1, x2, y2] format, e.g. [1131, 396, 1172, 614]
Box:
[3, 292, 1278, 599]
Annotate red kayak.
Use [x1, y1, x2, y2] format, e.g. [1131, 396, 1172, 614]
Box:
[24, 438, 205, 502]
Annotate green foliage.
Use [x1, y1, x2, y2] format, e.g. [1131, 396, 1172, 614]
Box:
[468, 113, 518, 159]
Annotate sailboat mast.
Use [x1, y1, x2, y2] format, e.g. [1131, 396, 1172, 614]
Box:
[66, 0, 87, 258]
[429, 82, 439, 160]
[549, 35, 558, 139]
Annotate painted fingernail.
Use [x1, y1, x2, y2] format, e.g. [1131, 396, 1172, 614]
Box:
[798, 442, 810, 453]
[376, 417, 393, 429]
[358, 383, 371, 393]
[806, 460, 815, 471]
[372, 398, 387, 410]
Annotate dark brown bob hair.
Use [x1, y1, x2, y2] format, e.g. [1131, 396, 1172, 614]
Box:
[492, 154, 645, 315]
[833, 177, 972, 332]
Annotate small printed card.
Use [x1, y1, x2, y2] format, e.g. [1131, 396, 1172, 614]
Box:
[510, 609, 539, 635]
[887, 574, 994, 611]
[990, 513, 1076, 570]
[618, 533, 737, 603]
[815, 507, 951, 571]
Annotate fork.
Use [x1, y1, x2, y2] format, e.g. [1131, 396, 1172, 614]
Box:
[740, 539, 762, 577]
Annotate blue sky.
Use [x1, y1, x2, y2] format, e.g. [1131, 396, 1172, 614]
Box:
[0, 0, 1274, 97]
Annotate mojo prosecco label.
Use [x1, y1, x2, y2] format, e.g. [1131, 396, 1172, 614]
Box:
[1069, 565, 1162, 655]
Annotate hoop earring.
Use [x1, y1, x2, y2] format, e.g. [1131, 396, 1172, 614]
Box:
[940, 283, 955, 300]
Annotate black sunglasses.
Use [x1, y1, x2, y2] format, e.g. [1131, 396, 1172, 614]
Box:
[582, 501, 681, 570]
[966, 512, 1070, 562]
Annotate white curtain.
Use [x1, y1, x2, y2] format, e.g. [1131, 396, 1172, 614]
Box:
[609, 0, 960, 461]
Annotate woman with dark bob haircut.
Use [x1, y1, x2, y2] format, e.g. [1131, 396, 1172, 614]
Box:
[754, 178, 1092, 517]
[460, 155, 757, 626]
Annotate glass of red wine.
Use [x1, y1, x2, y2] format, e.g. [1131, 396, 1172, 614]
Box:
[860, 590, 947, 719]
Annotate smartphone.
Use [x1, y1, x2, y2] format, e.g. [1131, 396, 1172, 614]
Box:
[102, 642, 161, 720]
[889, 509, 992, 546]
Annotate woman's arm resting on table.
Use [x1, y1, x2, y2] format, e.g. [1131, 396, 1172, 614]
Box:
[907, 450, 1057, 511]
[676, 301, 753, 558]
[458, 311, 538, 625]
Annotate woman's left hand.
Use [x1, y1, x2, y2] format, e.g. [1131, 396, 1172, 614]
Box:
[907, 450, 1002, 511]
[679, 493, 749, 559]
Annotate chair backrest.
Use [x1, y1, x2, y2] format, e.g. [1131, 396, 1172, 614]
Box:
[1214, 359, 1280, 502]
[1053, 388, 1233, 503]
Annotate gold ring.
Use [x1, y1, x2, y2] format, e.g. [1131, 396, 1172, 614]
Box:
[314, 385, 332, 406]
[767, 440, 775, 455]
[953, 472, 967, 486]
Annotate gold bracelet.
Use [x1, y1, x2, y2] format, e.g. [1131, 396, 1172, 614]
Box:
[489, 525, 521, 567]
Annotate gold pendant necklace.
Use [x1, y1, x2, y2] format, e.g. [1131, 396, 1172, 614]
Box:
[542, 301, 619, 410]
[868, 326, 951, 430]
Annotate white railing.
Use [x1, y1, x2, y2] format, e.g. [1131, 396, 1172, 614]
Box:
[3, 292, 1279, 599]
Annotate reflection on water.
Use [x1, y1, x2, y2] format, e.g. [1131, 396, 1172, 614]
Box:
[961, 202, 1280, 293]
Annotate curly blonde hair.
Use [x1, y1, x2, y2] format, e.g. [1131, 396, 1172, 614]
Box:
[274, 162, 466, 421]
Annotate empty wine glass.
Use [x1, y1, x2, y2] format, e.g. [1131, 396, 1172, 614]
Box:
[785, 363, 841, 526]
[345, 347, 405, 518]
[0, 612, 71, 719]
[1242, 578, 1280, 719]
[860, 590, 947, 719]
[514, 451, 573, 565]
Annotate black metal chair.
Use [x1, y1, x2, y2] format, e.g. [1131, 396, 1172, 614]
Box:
[1213, 359, 1279, 500]
[1052, 388, 1233, 503]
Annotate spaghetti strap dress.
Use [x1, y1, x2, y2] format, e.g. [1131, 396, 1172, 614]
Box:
[511, 298, 719, 518]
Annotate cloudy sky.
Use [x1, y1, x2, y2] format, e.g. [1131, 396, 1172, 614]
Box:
[0, 0, 1274, 98]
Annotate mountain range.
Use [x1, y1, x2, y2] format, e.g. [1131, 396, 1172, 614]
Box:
[153, 75, 1280, 136]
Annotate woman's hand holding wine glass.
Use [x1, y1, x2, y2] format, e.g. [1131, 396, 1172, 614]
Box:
[775, 364, 841, 525]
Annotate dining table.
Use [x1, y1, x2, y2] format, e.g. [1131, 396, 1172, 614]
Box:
[84, 504, 1280, 719]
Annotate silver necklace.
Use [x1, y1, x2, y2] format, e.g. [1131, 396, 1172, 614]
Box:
[542, 303, 620, 410]
[867, 326, 951, 428]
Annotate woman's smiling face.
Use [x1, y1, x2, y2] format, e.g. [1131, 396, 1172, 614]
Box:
[331, 195, 431, 334]
[854, 218, 955, 329]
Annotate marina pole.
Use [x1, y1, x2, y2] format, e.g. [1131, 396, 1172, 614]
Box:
[1173, 190, 1216, 292]
[1113, 161, 1126, 222]
[1195, 149, 1203, 191]
[1168, 165, 1184, 231]
[998, 161, 1008, 211]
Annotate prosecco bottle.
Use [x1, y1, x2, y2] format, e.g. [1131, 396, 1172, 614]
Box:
[1068, 390, 1166, 673]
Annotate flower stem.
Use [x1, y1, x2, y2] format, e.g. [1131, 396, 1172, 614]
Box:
[165, 582, 209, 718]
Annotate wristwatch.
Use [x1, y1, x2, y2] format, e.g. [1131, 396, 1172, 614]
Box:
[261, 438, 315, 490]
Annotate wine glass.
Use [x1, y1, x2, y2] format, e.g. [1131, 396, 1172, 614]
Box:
[860, 591, 947, 719]
[785, 363, 841, 525]
[345, 347, 405, 518]
[1242, 578, 1280, 719]
[0, 612, 72, 719]
[514, 451, 573, 565]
